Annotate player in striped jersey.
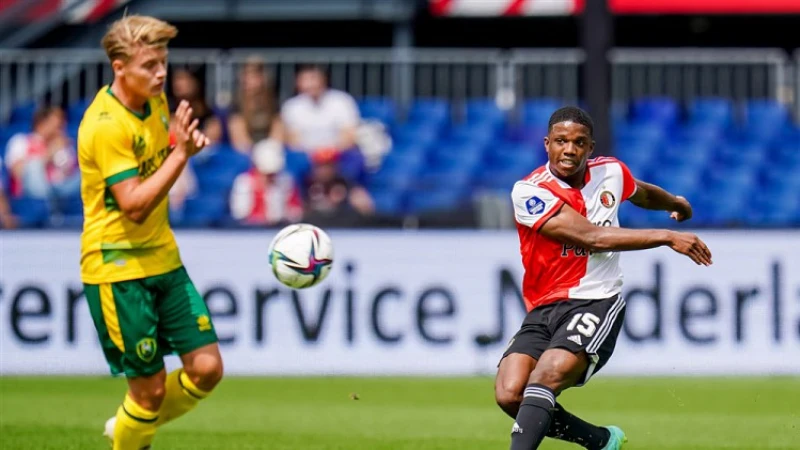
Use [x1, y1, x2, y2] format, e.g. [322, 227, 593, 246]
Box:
[495, 107, 713, 450]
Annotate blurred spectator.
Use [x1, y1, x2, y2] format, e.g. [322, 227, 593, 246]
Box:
[281, 64, 361, 155]
[0, 165, 17, 229]
[227, 57, 283, 153]
[4, 106, 80, 204]
[169, 66, 223, 145]
[282, 64, 367, 183]
[302, 151, 374, 227]
[229, 139, 303, 226]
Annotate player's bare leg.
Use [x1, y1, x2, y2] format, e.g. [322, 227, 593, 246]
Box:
[106, 345, 223, 448]
[496, 353, 537, 418]
[508, 349, 614, 450]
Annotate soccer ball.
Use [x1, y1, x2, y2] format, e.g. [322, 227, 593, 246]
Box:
[268, 224, 334, 289]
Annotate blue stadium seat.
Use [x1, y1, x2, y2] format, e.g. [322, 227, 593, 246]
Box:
[751, 188, 799, 225]
[57, 195, 84, 229]
[416, 164, 474, 191]
[486, 142, 543, 171]
[522, 98, 563, 128]
[743, 100, 788, 127]
[379, 149, 426, 174]
[615, 140, 659, 175]
[775, 140, 800, 167]
[704, 167, 758, 198]
[706, 195, 750, 225]
[688, 98, 733, 127]
[10, 197, 50, 228]
[748, 187, 800, 226]
[358, 97, 396, 128]
[174, 194, 227, 227]
[645, 165, 702, 198]
[613, 121, 665, 146]
[427, 142, 485, 171]
[8, 101, 37, 126]
[476, 167, 531, 191]
[610, 101, 628, 124]
[68, 99, 91, 125]
[748, 208, 799, 227]
[445, 122, 498, 146]
[659, 141, 712, 168]
[514, 125, 549, 145]
[406, 187, 466, 215]
[630, 97, 680, 127]
[366, 167, 416, 192]
[67, 121, 80, 142]
[284, 150, 311, 181]
[193, 148, 251, 196]
[390, 140, 430, 157]
[61, 195, 83, 215]
[465, 98, 507, 128]
[713, 142, 764, 168]
[406, 99, 450, 128]
[672, 122, 723, 145]
[369, 188, 405, 216]
[392, 122, 440, 148]
[741, 100, 789, 142]
[760, 163, 800, 192]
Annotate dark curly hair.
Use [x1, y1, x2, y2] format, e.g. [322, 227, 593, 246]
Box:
[548, 106, 594, 137]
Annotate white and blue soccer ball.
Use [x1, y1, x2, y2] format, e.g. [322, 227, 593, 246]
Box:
[268, 224, 334, 289]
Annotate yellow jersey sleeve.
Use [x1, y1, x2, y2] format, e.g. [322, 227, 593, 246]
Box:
[94, 121, 139, 185]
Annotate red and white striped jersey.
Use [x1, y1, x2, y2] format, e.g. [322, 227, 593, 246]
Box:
[512, 157, 637, 312]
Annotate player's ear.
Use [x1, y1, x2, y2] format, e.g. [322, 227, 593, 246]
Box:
[111, 58, 126, 78]
[589, 139, 596, 155]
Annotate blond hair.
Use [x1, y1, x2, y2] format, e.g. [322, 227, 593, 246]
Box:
[101, 15, 177, 63]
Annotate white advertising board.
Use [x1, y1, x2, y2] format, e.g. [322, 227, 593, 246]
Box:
[1, 230, 798, 376]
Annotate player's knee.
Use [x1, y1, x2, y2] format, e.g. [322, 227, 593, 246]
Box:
[495, 383, 522, 411]
[186, 354, 224, 391]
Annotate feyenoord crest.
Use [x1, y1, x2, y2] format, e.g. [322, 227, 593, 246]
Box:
[600, 191, 616, 208]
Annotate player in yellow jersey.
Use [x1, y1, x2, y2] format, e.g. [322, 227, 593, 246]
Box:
[77, 15, 222, 450]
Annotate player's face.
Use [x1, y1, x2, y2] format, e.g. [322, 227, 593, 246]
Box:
[114, 45, 168, 100]
[544, 121, 594, 178]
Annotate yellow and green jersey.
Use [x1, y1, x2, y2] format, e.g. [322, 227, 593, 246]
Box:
[77, 85, 181, 284]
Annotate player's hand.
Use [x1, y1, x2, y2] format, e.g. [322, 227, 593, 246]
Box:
[173, 100, 210, 158]
[669, 195, 692, 222]
[668, 231, 712, 266]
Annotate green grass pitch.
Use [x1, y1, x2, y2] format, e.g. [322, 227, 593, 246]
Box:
[1, 376, 798, 449]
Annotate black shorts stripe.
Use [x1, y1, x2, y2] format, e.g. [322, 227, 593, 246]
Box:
[586, 296, 625, 354]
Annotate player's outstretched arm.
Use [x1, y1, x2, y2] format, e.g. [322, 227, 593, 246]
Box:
[110, 101, 210, 224]
[628, 178, 693, 222]
[540, 204, 713, 266]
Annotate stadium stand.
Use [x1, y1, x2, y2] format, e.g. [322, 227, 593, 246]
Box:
[2, 94, 800, 229]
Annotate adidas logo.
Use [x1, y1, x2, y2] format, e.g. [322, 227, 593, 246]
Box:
[567, 334, 582, 345]
[512, 422, 523, 434]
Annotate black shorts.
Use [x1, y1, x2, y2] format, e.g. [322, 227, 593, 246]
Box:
[501, 294, 626, 386]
